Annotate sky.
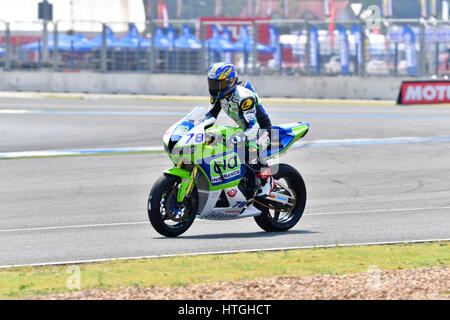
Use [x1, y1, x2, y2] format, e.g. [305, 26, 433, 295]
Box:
[0, 0, 146, 32]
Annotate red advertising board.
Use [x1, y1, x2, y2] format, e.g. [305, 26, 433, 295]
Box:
[199, 17, 273, 65]
[398, 80, 450, 105]
[198, 17, 271, 44]
[0, 36, 41, 45]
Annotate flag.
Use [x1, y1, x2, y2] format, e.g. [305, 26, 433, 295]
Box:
[145, 0, 152, 20]
[162, 3, 169, 28]
[283, 0, 289, 18]
[329, 0, 335, 52]
[266, 0, 273, 17]
[403, 25, 417, 75]
[176, 0, 183, 19]
[310, 25, 320, 75]
[444, 0, 449, 21]
[269, 25, 282, 68]
[337, 25, 349, 75]
[420, 0, 428, 18]
[324, 0, 330, 17]
[215, 0, 223, 17]
[387, 0, 393, 16]
[255, 0, 261, 17]
[352, 24, 362, 66]
[382, 0, 393, 17]
[247, 0, 253, 17]
[157, 0, 163, 25]
[430, 0, 437, 17]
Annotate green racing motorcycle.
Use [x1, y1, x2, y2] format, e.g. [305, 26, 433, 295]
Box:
[148, 106, 309, 237]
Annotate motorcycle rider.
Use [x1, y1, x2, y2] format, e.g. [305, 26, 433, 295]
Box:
[204, 62, 274, 198]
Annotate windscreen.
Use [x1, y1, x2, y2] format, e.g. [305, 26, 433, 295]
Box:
[182, 106, 205, 125]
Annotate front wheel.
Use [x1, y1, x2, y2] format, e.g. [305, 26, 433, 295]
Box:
[147, 174, 198, 237]
[253, 164, 307, 232]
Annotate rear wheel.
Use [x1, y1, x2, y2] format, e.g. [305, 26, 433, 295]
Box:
[148, 174, 198, 237]
[253, 164, 307, 232]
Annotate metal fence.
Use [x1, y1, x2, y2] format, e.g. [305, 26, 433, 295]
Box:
[0, 18, 448, 78]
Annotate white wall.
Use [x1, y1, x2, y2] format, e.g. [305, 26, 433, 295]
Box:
[0, 71, 406, 100]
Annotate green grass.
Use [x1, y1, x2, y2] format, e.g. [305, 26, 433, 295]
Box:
[0, 241, 448, 299]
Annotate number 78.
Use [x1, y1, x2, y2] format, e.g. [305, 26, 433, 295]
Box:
[185, 133, 204, 144]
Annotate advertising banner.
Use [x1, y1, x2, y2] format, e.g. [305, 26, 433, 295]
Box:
[352, 24, 363, 65]
[398, 81, 450, 105]
[269, 25, 282, 69]
[337, 25, 349, 75]
[310, 25, 319, 75]
[403, 25, 418, 76]
[198, 17, 270, 44]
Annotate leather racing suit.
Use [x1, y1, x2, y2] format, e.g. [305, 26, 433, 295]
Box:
[205, 81, 273, 195]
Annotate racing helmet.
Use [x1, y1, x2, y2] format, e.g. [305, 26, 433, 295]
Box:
[207, 62, 238, 99]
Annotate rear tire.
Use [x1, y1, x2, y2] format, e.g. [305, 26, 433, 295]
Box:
[148, 174, 198, 237]
[254, 164, 307, 232]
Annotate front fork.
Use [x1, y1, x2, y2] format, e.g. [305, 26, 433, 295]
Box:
[163, 161, 199, 203]
[184, 165, 199, 200]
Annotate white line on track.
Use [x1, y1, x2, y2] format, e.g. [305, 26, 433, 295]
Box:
[0, 146, 162, 159]
[0, 221, 148, 233]
[1, 206, 448, 234]
[308, 206, 450, 216]
[1, 238, 448, 269]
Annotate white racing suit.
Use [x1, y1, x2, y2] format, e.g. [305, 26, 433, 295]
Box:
[205, 81, 273, 197]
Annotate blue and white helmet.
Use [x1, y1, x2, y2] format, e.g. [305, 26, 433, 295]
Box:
[207, 62, 238, 99]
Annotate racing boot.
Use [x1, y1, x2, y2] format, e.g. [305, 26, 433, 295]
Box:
[255, 167, 275, 198]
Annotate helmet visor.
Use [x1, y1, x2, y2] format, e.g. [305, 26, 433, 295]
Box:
[208, 79, 229, 97]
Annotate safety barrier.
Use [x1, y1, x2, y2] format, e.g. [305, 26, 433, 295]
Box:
[0, 71, 410, 100]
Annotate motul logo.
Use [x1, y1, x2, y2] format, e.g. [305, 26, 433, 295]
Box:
[399, 81, 450, 105]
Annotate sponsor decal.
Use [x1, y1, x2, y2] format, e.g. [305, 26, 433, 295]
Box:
[398, 81, 450, 105]
[202, 211, 240, 219]
[174, 125, 189, 135]
[210, 154, 241, 183]
[241, 98, 254, 110]
[227, 188, 237, 197]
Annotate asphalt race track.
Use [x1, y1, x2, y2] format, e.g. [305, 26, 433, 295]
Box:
[1, 95, 449, 267]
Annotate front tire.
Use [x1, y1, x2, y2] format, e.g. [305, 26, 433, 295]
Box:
[254, 164, 307, 232]
[148, 174, 198, 237]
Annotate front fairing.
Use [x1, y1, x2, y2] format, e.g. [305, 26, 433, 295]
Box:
[163, 106, 206, 155]
[163, 107, 247, 190]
